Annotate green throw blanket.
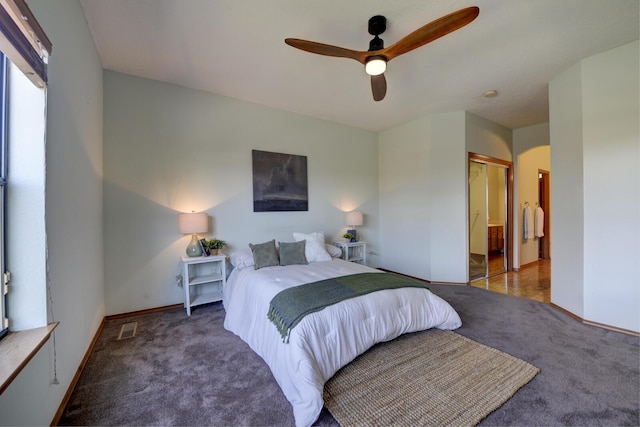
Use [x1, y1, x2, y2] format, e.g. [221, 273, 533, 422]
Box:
[267, 272, 430, 343]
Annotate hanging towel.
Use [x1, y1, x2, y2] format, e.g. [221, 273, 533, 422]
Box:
[523, 206, 534, 240]
[535, 206, 545, 237]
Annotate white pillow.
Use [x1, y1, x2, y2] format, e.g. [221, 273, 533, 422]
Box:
[293, 232, 332, 263]
[325, 243, 342, 258]
[229, 248, 255, 270]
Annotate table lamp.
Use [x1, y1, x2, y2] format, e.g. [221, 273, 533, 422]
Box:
[178, 212, 208, 257]
[345, 210, 363, 242]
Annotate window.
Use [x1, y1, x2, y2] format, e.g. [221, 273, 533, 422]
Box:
[0, 52, 6, 340]
[0, 0, 55, 394]
[0, 0, 51, 338]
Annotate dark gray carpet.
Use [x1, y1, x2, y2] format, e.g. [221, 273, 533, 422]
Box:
[58, 285, 639, 426]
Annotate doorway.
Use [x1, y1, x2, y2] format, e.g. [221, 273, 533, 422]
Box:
[538, 170, 550, 259]
[468, 153, 513, 281]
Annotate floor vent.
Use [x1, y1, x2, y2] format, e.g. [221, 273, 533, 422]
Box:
[117, 322, 138, 340]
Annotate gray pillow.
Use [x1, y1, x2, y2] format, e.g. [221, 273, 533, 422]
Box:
[278, 240, 308, 266]
[249, 239, 279, 270]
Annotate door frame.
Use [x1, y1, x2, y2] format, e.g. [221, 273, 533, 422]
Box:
[468, 152, 513, 272]
[538, 169, 551, 259]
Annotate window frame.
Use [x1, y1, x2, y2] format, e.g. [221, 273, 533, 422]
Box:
[0, 51, 8, 339]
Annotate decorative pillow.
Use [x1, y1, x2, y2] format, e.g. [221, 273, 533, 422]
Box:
[278, 240, 308, 266]
[325, 243, 343, 258]
[293, 232, 332, 263]
[248, 239, 279, 270]
[229, 248, 255, 270]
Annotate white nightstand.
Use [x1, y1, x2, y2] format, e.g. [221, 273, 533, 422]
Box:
[333, 241, 367, 265]
[181, 255, 226, 316]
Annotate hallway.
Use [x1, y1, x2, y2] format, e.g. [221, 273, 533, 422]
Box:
[470, 259, 551, 303]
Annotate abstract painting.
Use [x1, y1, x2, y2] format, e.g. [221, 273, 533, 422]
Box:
[252, 150, 308, 212]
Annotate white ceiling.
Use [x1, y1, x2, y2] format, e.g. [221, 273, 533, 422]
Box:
[78, 0, 639, 132]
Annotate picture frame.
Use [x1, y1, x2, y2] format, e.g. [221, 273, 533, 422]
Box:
[252, 149, 308, 212]
[198, 238, 210, 256]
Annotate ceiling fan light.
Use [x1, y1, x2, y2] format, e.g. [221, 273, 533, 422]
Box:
[365, 57, 386, 76]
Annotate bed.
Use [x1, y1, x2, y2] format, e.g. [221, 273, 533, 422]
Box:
[223, 238, 462, 427]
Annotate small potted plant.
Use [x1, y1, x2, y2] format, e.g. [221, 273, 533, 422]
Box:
[343, 232, 355, 243]
[204, 238, 226, 255]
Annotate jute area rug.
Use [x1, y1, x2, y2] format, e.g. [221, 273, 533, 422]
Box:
[323, 329, 539, 427]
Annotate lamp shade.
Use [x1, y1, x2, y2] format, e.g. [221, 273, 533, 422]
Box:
[346, 211, 363, 227]
[178, 212, 208, 234]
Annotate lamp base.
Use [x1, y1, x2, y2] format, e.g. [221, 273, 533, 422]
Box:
[186, 234, 202, 257]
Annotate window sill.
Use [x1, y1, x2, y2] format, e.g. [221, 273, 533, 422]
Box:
[0, 322, 58, 394]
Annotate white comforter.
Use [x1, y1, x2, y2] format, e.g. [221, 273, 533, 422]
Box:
[223, 259, 461, 427]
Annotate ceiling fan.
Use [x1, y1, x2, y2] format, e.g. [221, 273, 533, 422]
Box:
[285, 6, 479, 101]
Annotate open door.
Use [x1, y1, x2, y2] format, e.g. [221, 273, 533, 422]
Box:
[469, 153, 513, 282]
[469, 161, 488, 280]
[487, 164, 507, 277]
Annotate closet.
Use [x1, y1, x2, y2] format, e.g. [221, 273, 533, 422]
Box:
[468, 153, 513, 281]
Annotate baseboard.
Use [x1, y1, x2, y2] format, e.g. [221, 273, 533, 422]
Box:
[430, 281, 469, 286]
[378, 268, 467, 286]
[105, 303, 183, 320]
[550, 303, 639, 337]
[515, 259, 542, 271]
[378, 268, 430, 283]
[51, 318, 105, 426]
[548, 303, 583, 322]
[583, 319, 639, 337]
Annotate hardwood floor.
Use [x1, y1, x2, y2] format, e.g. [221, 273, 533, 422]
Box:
[470, 258, 551, 303]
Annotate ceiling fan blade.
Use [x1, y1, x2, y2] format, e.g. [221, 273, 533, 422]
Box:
[285, 38, 368, 64]
[383, 6, 479, 61]
[371, 74, 387, 101]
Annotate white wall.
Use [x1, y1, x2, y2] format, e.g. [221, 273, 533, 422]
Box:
[549, 40, 639, 332]
[514, 123, 550, 153]
[465, 112, 513, 162]
[581, 41, 639, 332]
[379, 111, 475, 284]
[103, 71, 379, 315]
[378, 116, 431, 279]
[549, 62, 586, 318]
[0, 0, 105, 425]
[429, 112, 468, 283]
[517, 146, 551, 266]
